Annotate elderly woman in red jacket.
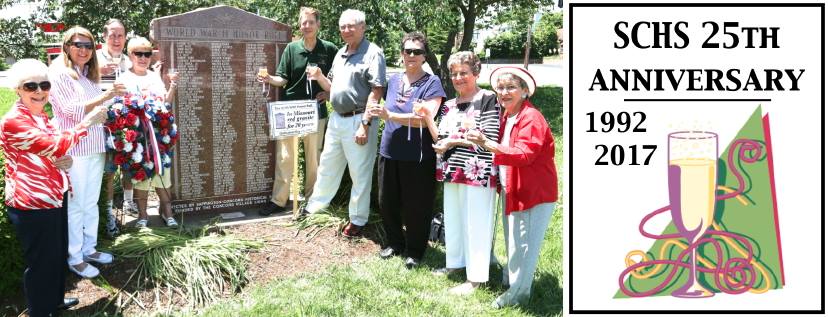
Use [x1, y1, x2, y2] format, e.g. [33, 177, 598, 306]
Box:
[1, 59, 107, 316]
[465, 66, 558, 308]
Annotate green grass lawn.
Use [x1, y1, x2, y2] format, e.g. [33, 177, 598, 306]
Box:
[182, 85, 565, 316]
[0, 88, 16, 115]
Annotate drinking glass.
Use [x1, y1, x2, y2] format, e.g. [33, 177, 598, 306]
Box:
[258, 67, 269, 97]
[667, 131, 718, 298]
[306, 62, 318, 80]
[111, 56, 122, 78]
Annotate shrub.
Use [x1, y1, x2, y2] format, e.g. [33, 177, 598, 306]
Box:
[484, 31, 546, 59]
[0, 152, 25, 297]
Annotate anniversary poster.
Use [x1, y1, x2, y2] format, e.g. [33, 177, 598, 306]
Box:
[568, 1, 824, 313]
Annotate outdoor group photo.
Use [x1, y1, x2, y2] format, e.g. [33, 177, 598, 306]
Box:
[0, 1, 563, 316]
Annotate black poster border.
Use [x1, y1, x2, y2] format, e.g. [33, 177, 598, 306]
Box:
[568, 2, 826, 314]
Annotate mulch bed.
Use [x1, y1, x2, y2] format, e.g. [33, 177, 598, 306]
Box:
[0, 219, 381, 316]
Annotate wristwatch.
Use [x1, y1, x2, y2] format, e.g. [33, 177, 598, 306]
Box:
[361, 118, 371, 126]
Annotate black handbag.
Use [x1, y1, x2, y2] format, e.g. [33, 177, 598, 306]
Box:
[429, 212, 445, 244]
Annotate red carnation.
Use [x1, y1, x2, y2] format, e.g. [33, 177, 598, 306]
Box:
[126, 113, 138, 126]
[114, 140, 124, 151]
[134, 169, 146, 181]
[159, 118, 169, 127]
[114, 153, 127, 165]
[125, 130, 138, 142]
[115, 117, 127, 129]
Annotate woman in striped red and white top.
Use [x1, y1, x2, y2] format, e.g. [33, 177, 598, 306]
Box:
[48, 26, 126, 279]
[2, 59, 108, 316]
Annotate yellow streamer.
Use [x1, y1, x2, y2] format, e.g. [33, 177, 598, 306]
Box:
[623, 186, 773, 294]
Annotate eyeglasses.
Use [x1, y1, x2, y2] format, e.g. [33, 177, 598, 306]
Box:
[69, 41, 94, 50]
[339, 23, 361, 31]
[133, 51, 153, 58]
[495, 85, 520, 93]
[403, 49, 425, 56]
[20, 81, 51, 92]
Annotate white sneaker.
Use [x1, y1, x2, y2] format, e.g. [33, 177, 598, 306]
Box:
[122, 200, 138, 215]
[83, 252, 114, 265]
[105, 210, 119, 237]
[69, 262, 100, 279]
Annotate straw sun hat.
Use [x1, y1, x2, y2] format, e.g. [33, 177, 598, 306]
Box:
[489, 66, 537, 97]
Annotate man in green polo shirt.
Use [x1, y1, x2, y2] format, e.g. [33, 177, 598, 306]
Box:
[257, 6, 338, 215]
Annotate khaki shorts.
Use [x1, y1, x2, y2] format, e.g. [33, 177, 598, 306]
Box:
[134, 168, 172, 191]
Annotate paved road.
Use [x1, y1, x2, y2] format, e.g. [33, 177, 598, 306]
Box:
[478, 61, 564, 87]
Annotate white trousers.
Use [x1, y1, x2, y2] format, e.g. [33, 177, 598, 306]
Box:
[443, 183, 496, 283]
[500, 200, 556, 304]
[67, 153, 105, 265]
[305, 113, 378, 226]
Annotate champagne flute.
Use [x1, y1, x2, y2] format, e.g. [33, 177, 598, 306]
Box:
[667, 131, 718, 298]
[258, 67, 269, 97]
[111, 55, 122, 78]
[306, 62, 318, 80]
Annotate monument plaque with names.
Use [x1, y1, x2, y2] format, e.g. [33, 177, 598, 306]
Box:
[150, 5, 291, 213]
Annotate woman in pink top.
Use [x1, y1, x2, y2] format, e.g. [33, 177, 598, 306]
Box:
[48, 26, 126, 279]
[2, 59, 107, 316]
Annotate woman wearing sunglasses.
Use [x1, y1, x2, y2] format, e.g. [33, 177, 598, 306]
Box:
[1, 59, 108, 316]
[369, 32, 445, 269]
[49, 26, 126, 279]
[119, 36, 180, 228]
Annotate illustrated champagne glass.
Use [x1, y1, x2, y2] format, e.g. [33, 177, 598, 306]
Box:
[667, 131, 718, 298]
[258, 66, 269, 97]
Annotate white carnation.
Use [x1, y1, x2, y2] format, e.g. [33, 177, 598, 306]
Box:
[106, 136, 115, 149]
[131, 151, 143, 163]
[135, 143, 144, 154]
[162, 135, 171, 144]
[163, 154, 171, 165]
[112, 103, 124, 111]
[123, 142, 133, 152]
[143, 161, 154, 170]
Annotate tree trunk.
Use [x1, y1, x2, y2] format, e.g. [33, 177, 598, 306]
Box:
[459, 0, 476, 51]
[438, 28, 459, 98]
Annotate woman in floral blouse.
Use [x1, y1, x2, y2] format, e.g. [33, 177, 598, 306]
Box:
[1, 59, 107, 316]
[425, 51, 500, 295]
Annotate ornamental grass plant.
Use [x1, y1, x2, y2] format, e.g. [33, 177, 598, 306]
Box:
[103, 226, 263, 307]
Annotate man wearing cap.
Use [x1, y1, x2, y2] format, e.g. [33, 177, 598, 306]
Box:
[304, 8, 386, 237]
[257, 7, 338, 216]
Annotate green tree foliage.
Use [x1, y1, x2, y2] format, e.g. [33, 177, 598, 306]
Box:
[0, 17, 40, 59]
[534, 11, 562, 55]
[0, 153, 25, 297]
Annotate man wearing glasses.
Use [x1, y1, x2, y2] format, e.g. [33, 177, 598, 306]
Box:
[303, 9, 386, 237]
[96, 18, 136, 236]
[256, 7, 338, 216]
[96, 19, 130, 78]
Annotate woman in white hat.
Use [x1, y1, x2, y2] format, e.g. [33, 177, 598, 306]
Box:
[465, 66, 558, 308]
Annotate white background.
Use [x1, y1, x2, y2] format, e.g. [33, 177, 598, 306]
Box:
[567, 2, 825, 313]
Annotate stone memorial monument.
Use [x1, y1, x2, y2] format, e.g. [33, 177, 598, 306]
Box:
[150, 5, 291, 213]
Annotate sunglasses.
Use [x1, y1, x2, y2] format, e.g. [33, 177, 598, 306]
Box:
[403, 49, 425, 56]
[133, 51, 153, 58]
[70, 41, 94, 50]
[20, 81, 51, 92]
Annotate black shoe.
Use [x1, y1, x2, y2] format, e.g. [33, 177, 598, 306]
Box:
[379, 247, 402, 259]
[258, 202, 286, 216]
[57, 297, 79, 310]
[404, 257, 420, 270]
[294, 206, 311, 221]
